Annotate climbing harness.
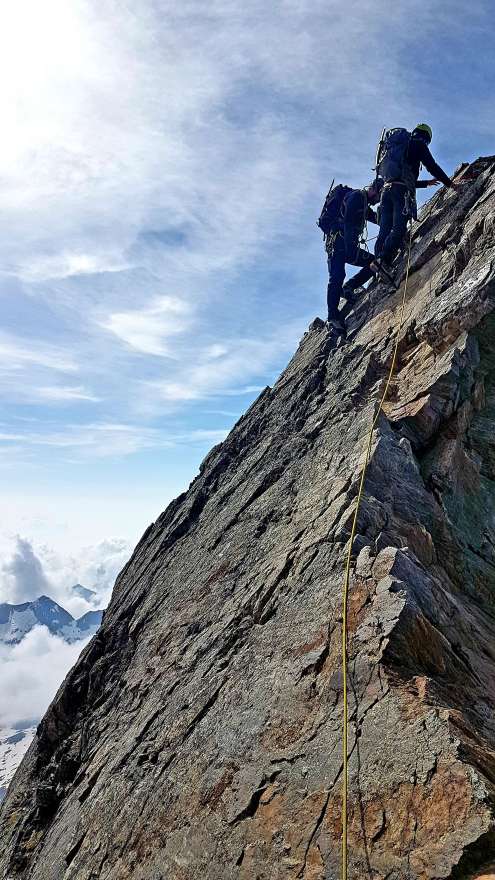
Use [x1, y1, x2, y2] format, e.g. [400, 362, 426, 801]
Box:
[340, 226, 414, 880]
[326, 229, 342, 254]
[404, 190, 417, 221]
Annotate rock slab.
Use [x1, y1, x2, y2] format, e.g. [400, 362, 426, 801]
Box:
[2, 158, 495, 878]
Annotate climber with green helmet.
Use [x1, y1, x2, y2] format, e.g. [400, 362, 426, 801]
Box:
[372, 123, 457, 272]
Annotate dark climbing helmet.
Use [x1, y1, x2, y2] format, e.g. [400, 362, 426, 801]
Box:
[367, 177, 384, 203]
[413, 123, 433, 143]
[369, 177, 384, 195]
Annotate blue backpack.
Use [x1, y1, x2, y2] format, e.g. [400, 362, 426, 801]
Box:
[317, 183, 353, 235]
[376, 128, 415, 190]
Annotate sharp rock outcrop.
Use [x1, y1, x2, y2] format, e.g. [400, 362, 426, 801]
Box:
[2, 157, 495, 879]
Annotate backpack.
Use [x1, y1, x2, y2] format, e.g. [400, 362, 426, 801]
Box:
[317, 183, 353, 235]
[376, 128, 416, 191]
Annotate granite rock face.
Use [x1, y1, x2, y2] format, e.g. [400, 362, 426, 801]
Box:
[2, 158, 495, 879]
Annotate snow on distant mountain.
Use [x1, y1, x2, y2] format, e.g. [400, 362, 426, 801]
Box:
[0, 595, 104, 646]
[0, 590, 105, 799]
[0, 724, 37, 803]
[76, 610, 104, 633]
[71, 583, 97, 602]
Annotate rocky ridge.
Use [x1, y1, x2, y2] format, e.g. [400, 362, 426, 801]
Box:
[2, 157, 495, 879]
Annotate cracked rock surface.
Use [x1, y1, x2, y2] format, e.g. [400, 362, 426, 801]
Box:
[2, 157, 495, 879]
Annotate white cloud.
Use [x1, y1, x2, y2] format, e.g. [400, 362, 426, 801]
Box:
[0, 626, 91, 728]
[102, 295, 193, 356]
[206, 344, 229, 359]
[35, 537, 131, 613]
[0, 490, 167, 557]
[0, 534, 131, 614]
[0, 420, 230, 461]
[0, 335, 87, 410]
[11, 252, 132, 284]
[0, 423, 155, 458]
[0, 529, 132, 735]
[37, 385, 101, 402]
[0, 527, 134, 737]
[148, 320, 304, 402]
[0, 333, 77, 374]
[0, 0, 418, 293]
[0, 537, 51, 604]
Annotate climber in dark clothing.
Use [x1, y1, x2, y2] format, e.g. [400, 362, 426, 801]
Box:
[343, 124, 455, 297]
[326, 179, 382, 331]
[374, 123, 456, 269]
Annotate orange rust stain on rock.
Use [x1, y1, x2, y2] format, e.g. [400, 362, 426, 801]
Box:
[238, 789, 330, 880]
[260, 715, 309, 750]
[347, 578, 374, 636]
[320, 761, 475, 878]
[447, 710, 495, 785]
[205, 561, 230, 586]
[398, 522, 435, 566]
[201, 766, 237, 812]
[398, 676, 433, 722]
[239, 789, 287, 880]
[302, 844, 325, 880]
[294, 627, 328, 657]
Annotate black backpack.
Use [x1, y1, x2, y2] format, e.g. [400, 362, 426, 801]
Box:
[376, 127, 415, 191]
[317, 183, 353, 235]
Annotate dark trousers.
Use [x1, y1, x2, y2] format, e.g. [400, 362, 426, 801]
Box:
[375, 184, 410, 265]
[345, 262, 375, 291]
[326, 232, 373, 318]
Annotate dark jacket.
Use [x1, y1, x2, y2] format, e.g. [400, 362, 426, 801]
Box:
[342, 189, 378, 233]
[407, 135, 453, 189]
[325, 188, 378, 257]
[335, 189, 378, 262]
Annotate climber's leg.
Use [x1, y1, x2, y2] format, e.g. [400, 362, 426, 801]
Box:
[343, 264, 375, 294]
[379, 184, 408, 265]
[327, 234, 346, 319]
[375, 187, 393, 260]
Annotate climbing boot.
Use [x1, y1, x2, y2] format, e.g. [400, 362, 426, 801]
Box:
[327, 314, 346, 335]
[342, 284, 364, 305]
[341, 283, 356, 303]
[370, 260, 398, 289]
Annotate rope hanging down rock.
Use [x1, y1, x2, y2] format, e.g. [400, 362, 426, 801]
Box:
[340, 227, 414, 880]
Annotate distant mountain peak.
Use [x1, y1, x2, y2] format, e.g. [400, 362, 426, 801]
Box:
[71, 583, 97, 602]
[0, 596, 103, 646]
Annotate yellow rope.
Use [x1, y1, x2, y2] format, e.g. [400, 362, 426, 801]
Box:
[341, 229, 413, 879]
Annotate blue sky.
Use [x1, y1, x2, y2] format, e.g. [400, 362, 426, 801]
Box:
[1, 0, 495, 593]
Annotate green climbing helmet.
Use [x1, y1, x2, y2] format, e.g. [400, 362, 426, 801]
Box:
[414, 122, 433, 142]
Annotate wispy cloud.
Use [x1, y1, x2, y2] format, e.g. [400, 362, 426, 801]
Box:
[0, 421, 229, 460]
[37, 386, 101, 402]
[102, 296, 193, 356]
[0, 333, 77, 374]
[146, 321, 303, 402]
[9, 252, 132, 284]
